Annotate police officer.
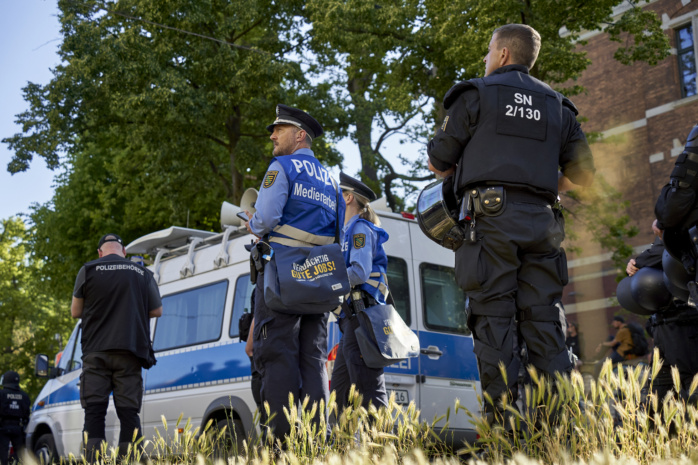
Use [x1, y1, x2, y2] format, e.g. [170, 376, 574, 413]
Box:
[331, 173, 389, 414]
[619, 238, 698, 404]
[0, 371, 30, 465]
[426, 24, 595, 424]
[71, 234, 163, 460]
[244, 104, 344, 440]
[654, 124, 698, 301]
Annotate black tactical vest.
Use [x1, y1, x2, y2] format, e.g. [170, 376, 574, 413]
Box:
[0, 388, 30, 424]
[448, 67, 567, 198]
[80, 255, 153, 360]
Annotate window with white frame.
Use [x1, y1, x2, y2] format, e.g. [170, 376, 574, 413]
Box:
[677, 22, 697, 98]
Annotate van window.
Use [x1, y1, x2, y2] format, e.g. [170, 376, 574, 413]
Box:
[387, 257, 410, 325]
[57, 325, 82, 374]
[154, 280, 228, 351]
[420, 263, 469, 334]
[229, 274, 255, 338]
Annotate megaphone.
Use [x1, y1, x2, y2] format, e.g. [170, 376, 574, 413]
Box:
[221, 201, 243, 228]
[220, 188, 260, 230]
[241, 188, 258, 215]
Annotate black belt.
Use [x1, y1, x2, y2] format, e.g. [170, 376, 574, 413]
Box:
[503, 187, 552, 206]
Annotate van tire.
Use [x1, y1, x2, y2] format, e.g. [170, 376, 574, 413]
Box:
[34, 433, 56, 464]
[212, 417, 244, 457]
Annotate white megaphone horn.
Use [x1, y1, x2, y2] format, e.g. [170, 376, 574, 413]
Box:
[220, 188, 259, 230]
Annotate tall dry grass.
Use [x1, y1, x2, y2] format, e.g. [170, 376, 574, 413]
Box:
[24, 350, 698, 465]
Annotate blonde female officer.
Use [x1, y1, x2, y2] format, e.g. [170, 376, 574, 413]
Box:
[331, 173, 389, 412]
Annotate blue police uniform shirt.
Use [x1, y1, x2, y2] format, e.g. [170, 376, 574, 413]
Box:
[250, 148, 344, 244]
[342, 214, 389, 309]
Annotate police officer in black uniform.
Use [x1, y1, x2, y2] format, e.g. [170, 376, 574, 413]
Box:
[427, 24, 595, 424]
[71, 233, 163, 460]
[0, 371, 30, 465]
[619, 238, 698, 404]
[654, 124, 698, 301]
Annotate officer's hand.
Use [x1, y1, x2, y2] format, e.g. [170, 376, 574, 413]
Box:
[652, 219, 663, 239]
[428, 159, 455, 178]
[626, 259, 639, 277]
[244, 210, 260, 238]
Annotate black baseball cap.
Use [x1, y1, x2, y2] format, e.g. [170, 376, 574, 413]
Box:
[339, 172, 377, 202]
[98, 233, 123, 249]
[266, 104, 323, 140]
[613, 315, 625, 323]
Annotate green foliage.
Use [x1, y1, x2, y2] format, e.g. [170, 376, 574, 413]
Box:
[563, 175, 640, 277]
[0, 218, 73, 399]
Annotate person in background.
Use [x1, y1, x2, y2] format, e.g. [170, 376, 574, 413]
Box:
[0, 371, 30, 465]
[71, 233, 162, 461]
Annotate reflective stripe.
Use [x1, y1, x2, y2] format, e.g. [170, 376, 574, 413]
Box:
[272, 224, 334, 246]
[269, 236, 315, 248]
[366, 279, 389, 299]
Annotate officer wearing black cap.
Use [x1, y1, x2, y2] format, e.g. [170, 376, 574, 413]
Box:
[426, 24, 595, 425]
[331, 173, 389, 414]
[244, 104, 344, 440]
[71, 233, 163, 460]
[0, 371, 30, 465]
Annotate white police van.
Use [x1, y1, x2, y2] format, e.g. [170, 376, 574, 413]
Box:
[27, 198, 481, 460]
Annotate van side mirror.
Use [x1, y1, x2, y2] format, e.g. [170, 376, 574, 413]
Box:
[35, 354, 50, 378]
[35, 354, 60, 379]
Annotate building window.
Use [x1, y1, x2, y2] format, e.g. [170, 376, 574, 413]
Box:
[677, 23, 697, 98]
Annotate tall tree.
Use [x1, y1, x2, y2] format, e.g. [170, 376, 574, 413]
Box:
[5, 0, 344, 294]
[305, 0, 669, 210]
[0, 217, 73, 399]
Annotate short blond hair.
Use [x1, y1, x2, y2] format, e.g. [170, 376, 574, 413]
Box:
[493, 24, 541, 69]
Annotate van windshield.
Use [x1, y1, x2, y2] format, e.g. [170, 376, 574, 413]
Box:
[420, 263, 469, 334]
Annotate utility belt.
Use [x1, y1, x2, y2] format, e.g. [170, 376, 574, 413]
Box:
[249, 240, 273, 284]
[458, 185, 557, 244]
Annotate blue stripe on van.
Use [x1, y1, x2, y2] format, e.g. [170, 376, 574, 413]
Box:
[145, 342, 251, 392]
[418, 331, 479, 380]
[38, 343, 253, 408]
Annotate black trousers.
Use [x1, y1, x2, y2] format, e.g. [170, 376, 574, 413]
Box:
[0, 426, 24, 465]
[252, 281, 329, 440]
[80, 351, 143, 445]
[331, 315, 388, 414]
[455, 200, 573, 413]
[650, 319, 698, 402]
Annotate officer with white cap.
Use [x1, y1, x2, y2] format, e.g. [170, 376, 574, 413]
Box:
[244, 104, 344, 440]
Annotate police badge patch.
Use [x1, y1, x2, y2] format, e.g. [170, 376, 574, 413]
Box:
[353, 233, 366, 249]
[263, 171, 278, 188]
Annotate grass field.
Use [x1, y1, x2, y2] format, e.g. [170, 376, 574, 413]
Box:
[25, 351, 698, 465]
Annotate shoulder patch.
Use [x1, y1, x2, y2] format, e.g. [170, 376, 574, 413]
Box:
[263, 171, 278, 188]
[440, 115, 449, 132]
[353, 233, 366, 249]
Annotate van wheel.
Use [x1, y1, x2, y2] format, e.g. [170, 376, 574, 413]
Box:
[212, 417, 244, 458]
[34, 433, 56, 464]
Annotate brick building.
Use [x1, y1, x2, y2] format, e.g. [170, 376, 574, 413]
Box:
[561, 0, 698, 360]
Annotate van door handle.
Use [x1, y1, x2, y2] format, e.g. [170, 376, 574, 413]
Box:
[420, 346, 443, 359]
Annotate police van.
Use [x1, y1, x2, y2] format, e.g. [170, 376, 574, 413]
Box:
[27, 197, 481, 460]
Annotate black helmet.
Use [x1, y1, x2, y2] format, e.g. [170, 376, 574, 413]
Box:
[1, 370, 20, 388]
[617, 267, 673, 315]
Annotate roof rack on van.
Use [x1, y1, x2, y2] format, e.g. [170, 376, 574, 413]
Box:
[126, 225, 250, 282]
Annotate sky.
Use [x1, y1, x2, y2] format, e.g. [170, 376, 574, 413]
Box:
[0, 0, 62, 221]
[0, 1, 428, 222]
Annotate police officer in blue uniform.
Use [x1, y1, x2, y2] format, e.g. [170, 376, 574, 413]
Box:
[427, 24, 595, 424]
[0, 371, 30, 465]
[331, 173, 389, 414]
[245, 104, 344, 440]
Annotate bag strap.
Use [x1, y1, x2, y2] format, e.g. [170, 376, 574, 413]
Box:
[333, 177, 341, 245]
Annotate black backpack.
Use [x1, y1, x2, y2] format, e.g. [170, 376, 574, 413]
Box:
[626, 322, 649, 356]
